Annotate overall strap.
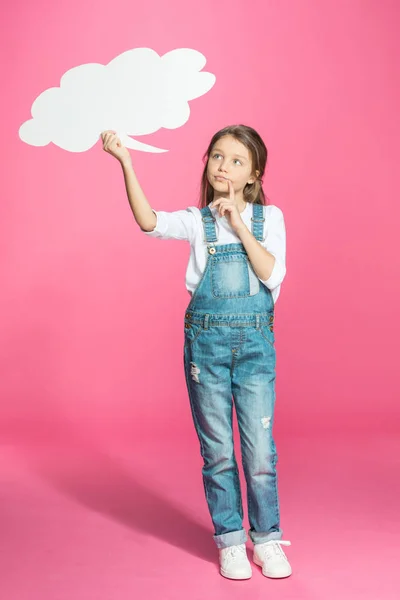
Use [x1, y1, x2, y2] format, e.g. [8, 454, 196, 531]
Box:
[200, 205, 218, 242]
[251, 203, 265, 241]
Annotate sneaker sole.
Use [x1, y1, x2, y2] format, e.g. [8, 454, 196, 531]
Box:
[220, 567, 252, 580]
[253, 555, 292, 578]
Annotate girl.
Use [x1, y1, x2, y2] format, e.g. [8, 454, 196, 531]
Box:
[101, 124, 292, 581]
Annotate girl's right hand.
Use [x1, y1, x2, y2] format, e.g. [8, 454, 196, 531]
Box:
[100, 130, 131, 164]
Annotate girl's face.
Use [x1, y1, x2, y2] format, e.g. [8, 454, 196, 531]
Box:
[206, 135, 259, 195]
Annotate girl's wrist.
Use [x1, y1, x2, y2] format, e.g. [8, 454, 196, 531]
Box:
[120, 156, 133, 169]
[234, 223, 248, 236]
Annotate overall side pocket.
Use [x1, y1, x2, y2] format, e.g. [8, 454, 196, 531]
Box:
[184, 321, 205, 346]
[258, 323, 275, 348]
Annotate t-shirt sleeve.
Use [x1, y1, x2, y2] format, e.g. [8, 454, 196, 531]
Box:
[259, 205, 287, 290]
[140, 207, 198, 243]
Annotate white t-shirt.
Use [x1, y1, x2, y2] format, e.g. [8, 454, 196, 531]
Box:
[142, 202, 286, 304]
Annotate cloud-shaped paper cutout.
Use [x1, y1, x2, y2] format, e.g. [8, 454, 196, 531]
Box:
[19, 47, 216, 153]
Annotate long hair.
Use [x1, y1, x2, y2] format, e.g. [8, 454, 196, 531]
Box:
[198, 124, 269, 208]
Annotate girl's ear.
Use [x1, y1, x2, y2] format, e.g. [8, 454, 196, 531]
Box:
[247, 169, 260, 185]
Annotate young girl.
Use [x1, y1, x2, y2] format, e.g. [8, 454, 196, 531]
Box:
[101, 124, 292, 581]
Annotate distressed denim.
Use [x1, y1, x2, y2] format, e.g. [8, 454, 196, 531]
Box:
[183, 204, 284, 549]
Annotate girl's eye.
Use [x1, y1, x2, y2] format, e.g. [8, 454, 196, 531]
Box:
[212, 153, 242, 165]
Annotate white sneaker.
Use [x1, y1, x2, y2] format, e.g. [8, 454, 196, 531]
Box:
[219, 543, 252, 579]
[253, 539, 292, 578]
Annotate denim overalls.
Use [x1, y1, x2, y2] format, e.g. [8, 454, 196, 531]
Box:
[183, 202, 284, 550]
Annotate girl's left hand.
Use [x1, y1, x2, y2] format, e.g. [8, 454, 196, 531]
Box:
[211, 180, 245, 234]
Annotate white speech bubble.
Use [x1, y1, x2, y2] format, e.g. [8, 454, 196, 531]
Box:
[19, 47, 216, 153]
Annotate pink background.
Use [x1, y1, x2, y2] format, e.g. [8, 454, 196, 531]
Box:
[1, 1, 400, 599]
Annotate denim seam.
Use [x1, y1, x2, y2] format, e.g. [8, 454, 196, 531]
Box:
[231, 412, 244, 521]
[184, 323, 205, 347]
[187, 310, 273, 317]
[187, 254, 212, 306]
[183, 350, 213, 512]
[258, 327, 275, 349]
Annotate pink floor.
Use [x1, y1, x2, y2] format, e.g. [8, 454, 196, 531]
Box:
[1, 427, 399, 600]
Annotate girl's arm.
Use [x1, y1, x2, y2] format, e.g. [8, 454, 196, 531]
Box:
[121, 155, 196, 241]
[120, 158, 157, 232]
[101, 131, 196, 240]
[101, 130, 156, 232]
[236, 205, 286, 290]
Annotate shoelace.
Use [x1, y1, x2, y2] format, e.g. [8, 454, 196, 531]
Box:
[222, 544, 246, 562]
[257, 540, 291, 561]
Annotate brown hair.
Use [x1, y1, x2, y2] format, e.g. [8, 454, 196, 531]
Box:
[198, 124, 269, 209]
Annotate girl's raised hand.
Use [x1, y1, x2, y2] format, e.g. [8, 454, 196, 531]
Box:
[100, 130, 131, 164]
[211, 180, 245, 234]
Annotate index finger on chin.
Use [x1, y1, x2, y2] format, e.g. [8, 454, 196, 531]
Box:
[228, 180, 234, 201]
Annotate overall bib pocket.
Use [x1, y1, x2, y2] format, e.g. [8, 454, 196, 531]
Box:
[211, 255, 251, 298]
